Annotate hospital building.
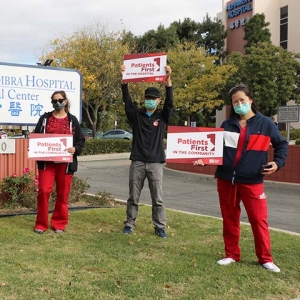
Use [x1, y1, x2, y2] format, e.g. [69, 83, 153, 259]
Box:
[216, 0, 300, 128]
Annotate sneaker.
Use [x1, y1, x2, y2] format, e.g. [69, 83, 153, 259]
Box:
[123, 226, 133, 234]
[54, 229, 64, 234]
[217, 257, 236, 265]
[155, 228, 167, 238]
[261, 262, 280, 273]
[34, 229, 44, 234]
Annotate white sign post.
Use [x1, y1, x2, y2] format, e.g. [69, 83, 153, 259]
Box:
[0, 62, 82, 126]
[277, 105, 300, 141]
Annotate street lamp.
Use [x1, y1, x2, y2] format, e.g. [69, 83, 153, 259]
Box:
[36, 59, 53, 66]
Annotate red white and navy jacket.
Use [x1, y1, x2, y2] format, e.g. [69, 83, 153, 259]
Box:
[215, 112, 288, 184]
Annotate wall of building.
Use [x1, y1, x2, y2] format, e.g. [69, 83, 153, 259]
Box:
[166, 144, 300, 184]
[279, 0, 300, 52]
[0, 139, 38, 180]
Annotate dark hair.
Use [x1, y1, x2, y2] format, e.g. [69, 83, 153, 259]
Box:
[51, 90, 70, 113]
[229, 84, 258, 118]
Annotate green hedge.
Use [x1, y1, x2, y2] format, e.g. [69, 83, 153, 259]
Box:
[280, 128, 300, 140]
[81, 138, 132, 156]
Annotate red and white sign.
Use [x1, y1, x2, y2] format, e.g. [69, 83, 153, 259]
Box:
[166, 126, 224, 165]
[122, 53, 167, 83]
[28, 133, 73, 162]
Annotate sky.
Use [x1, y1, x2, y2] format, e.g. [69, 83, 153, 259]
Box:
[1, 0, 222, 66]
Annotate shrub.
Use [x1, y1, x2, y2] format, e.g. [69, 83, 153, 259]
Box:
[49, 176, 91, 208]
[82, 139, 132, 155]
[295, 138, 300, 145]
[82, 190, 116, 206]
[280, 128, 300, 140]
[0, 168, 38, 210]
[0, 170, 90, 211]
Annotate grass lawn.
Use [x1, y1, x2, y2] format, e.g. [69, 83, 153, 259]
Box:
[0, 206, 299, 300]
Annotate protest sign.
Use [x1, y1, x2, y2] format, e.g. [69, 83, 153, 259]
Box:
[122, 53, 167, 82]
[166, 126, 224, 165]
[28, 133, 73, 162]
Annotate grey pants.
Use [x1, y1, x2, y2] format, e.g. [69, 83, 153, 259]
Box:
[124, 161, 166, 229]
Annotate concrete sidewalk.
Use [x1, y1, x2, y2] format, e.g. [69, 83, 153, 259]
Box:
[78, 152, 130, 162]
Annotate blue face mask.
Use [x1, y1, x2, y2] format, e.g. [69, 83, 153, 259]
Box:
[233, 102, 251, 115]
[145, 99, 157, 110]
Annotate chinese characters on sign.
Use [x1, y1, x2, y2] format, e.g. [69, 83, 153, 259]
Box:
[229, 16, 251, 30]
[227, 0, 253, 30]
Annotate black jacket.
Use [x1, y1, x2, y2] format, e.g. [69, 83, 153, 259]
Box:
[34, 111, 85, 174]
[121, 84, 174, 163]
[215, 112, 288, 184]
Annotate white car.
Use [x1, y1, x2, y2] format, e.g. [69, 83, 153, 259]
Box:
[9, 134, 25, 139]
[0, 130, 8, 138]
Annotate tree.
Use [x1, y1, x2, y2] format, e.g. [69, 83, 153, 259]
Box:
[135, 24, 180, 53]
[226, 42, 300, 117]
[244, 13, 271, 52]
[167, 42, 237, 125]
[132, 15, 227, 59]
[198, 14, 227, 59]
[39, 22, 131, 136]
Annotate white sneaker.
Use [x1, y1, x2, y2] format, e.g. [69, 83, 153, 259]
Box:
[217, 258, 236, 265]
[261, 262, 280, 273]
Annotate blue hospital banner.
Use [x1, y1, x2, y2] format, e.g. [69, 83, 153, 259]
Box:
[0, 62, 82, 125]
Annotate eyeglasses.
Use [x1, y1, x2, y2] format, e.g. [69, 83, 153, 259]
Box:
[51, 98, 65, 104]
[229, 84, 248, 94]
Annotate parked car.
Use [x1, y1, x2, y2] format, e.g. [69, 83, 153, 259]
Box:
[81, 127, 92, 139]
[9, 134, 25, 138]
[0, 130, 8, 138]
[97, 129, 132, 140]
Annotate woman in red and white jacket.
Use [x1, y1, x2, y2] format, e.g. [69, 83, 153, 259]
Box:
[216, 84, 288, 272]
[196, 84, 288, 273]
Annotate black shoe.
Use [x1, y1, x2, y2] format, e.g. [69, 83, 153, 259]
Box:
[123, 226, 133, 234]
[34, 229, 44, 234]
[155, 228, 167, 238]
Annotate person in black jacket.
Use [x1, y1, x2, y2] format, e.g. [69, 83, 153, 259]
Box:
[195, 84, 288, 272]
[33, 90, 85, 234]
[120, 65, 173, 238]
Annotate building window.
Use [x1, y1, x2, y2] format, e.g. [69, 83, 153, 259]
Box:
[280, 6, 288, 49]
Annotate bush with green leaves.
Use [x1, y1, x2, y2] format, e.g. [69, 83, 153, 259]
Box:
[0, 169, 91, 210]
[0, 168, 38, 210]
[82, 138, 132, 155]
[280, 128, 300, 140]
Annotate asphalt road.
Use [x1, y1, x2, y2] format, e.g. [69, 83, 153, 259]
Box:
[76, 155, 300, 235]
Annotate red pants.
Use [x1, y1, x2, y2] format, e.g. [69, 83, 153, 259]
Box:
[217, 178, 273, 264]
[35, 163, 73, 231]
